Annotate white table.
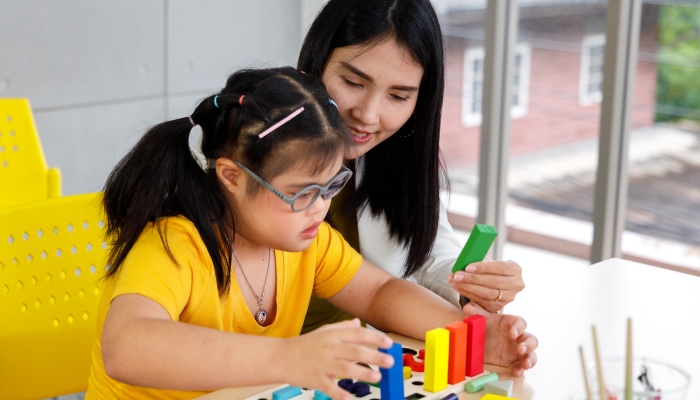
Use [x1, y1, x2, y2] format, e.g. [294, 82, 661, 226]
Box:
[505, 257, 700, 399]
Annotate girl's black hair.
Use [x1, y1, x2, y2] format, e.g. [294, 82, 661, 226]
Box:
[102, 67, 351, 295]
[298, 0, 449, 278]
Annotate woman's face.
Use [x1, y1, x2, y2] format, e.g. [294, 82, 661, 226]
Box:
[322, 38, 424, 159]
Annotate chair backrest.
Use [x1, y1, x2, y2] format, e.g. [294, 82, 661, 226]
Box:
[0, 193, 107, 399]
[0, 98, 61, 209]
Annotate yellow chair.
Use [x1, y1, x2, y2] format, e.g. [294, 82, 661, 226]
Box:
[0, 98, 61, 209]
[0, 193, 107, 399]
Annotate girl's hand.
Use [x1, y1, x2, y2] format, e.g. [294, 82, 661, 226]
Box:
[284, 319, 394, 400]
[462, 302, 538, 376]
[448, 259, 525, 313]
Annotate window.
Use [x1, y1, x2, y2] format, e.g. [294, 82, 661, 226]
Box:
[461, 43, 531, 127]
[579, 34, 606, 105]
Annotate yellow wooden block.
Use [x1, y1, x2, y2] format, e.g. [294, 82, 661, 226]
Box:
[424, 327, 450, 392]
[403, 366, 412, 380]
[480, 393, 517, 400]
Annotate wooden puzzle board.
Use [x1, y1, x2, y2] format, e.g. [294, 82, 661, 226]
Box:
[242, 342, 491, 400]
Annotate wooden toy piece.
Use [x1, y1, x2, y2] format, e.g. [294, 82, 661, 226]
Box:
[424, 328, 450, 393]
[464, 315, 486, 376]
[440, 393, 459, 400]
[338, 379, 354, 392]
[451, 224, 498, 273]
[446, 321, 468, 384]
[484, 380, 513, 397]
[579, 345, 592, 400]
[625, 318, 633, 400]
[313, 390, 331, 400]
[480, 394, 518, 400]
[465, 372, 498, 393]
[403, 366, 412, 380]
[379, 342, 405, 400]
[592, 325, 606, 400]
[403, 353, 425, 372]
[272, 386, 303, 400]
[418, 349, 425, 360]
[354, 383, 371, 397]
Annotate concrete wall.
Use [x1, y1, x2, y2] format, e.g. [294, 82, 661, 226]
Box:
[0, 0, 304, 195]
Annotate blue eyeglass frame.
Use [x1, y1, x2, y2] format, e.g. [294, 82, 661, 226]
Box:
[233, 161, 353, 212]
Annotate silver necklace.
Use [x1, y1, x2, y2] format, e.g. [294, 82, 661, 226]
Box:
[232, 247, 272, 326]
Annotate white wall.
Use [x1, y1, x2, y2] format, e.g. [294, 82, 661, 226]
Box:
[0, 0, 303, 195]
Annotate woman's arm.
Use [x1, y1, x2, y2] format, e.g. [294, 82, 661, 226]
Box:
[102, 294, 393, 398]
[327, 260, 538, 376]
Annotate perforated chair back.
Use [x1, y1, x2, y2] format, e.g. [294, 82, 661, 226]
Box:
[0, 98, 61, 209]
[0, 193, 107, 399]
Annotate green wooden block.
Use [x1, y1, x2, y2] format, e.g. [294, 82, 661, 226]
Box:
[465, 372, 499, 393]
[451, 224, 498, 273]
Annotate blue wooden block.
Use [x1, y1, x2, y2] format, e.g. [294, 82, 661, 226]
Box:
[272, 386, 302, 400]
[379, 343, 404, 400]
[313, 390, 332, 400]
[354, 382, 371, 397]
[338, 379, 355, 392]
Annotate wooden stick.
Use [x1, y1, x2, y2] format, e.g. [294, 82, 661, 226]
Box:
[592, 325, 606, 400]
[625, 318, 633, 400]
[579, 345, 592, 400]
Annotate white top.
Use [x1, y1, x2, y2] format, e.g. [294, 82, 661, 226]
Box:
[355, 159, 463, 306]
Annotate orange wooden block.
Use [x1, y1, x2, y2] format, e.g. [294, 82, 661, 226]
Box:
[446, 321, 468, 384]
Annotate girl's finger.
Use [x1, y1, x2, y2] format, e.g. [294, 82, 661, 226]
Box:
[334, 327, 393, 349]
[336, 344, 394, 369]
[340, 362, 382, 384]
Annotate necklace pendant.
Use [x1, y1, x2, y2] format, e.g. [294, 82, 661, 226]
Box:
[255, 309, 267, 325]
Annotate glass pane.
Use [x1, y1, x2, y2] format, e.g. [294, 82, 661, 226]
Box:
[622, 2, 700, 271]
[507, 1, 608, 259]
[435, 2, 487, 197]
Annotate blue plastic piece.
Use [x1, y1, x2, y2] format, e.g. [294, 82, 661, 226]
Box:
[440, 393, 459, 400]
[379, 342, 405, 400]
[314, 390, 332, 400]
[338, 378, 355, 392]
[272, 386, 303, 400]
[354, 382, 371, 397]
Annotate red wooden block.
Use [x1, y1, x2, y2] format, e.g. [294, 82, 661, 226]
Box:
[464, 315, 486, 377]
[446, 321, 468, 384]
[413, 359, 425, 372]
[402, 354, 414, 367]
[418, 349, 425, 360]
[402, 353, 425, 372]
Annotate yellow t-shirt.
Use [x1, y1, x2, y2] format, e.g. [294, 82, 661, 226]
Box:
[86, 217, 362, 400]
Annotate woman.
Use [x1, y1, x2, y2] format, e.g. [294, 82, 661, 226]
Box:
[299, 0, 526, 332]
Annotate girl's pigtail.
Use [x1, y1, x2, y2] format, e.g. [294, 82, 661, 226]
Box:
[103, 117, 232, 293]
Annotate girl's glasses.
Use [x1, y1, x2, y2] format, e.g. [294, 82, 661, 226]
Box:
[234, 161, 353, 212]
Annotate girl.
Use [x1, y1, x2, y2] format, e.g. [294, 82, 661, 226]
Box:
[86, 67, 537, 400]
[298, 0, 525, 332]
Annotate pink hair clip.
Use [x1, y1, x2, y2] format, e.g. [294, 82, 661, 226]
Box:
[258, 107, 305, 139]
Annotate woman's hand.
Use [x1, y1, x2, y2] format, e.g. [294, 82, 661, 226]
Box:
[283, 319, 394, 400]
[448, 259, 525, 313]
[463, 302, 538, 376]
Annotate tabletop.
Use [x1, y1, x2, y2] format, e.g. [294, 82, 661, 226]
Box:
[199, 258, 700, 400]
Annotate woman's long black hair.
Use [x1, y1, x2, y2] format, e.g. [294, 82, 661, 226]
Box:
[298, 0, 449, 278]
[102, 67, 351, 295]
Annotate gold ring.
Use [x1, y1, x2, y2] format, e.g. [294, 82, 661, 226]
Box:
[492, 289, 503, 302]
